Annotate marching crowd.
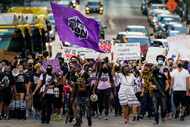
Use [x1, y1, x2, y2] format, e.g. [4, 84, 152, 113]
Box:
[0, 51, 190, 127]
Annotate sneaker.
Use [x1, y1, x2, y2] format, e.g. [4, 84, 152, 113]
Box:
[132, 116, 137, 121]
[153, 121, 159, 125]
[45, 121, 50, 124]
[180, 116, 185, 121]
[104, 116, 109, 120]
[98, 115, 102, 119]
[73, 122, 81, 127]
[3, 114, 8, 120]
[0, 113, 2, 120]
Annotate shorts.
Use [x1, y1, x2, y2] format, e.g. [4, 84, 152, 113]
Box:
[173, 91, 187, 107]
[16, 85, 26, 93]
[0, 87, 11, 104]
[77, 97, 88, 105]
[54, 97, 63, 109]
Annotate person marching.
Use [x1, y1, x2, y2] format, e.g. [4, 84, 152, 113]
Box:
[32, 65, 56, 124]
[71, 75, 92, 127]
[118, 64, 140, 126]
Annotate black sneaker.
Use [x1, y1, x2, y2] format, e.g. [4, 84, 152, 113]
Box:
[153, 121, 159, 125]
[180, 116, 185, 121]
[73, 122, 81, 127]
[132, 116, 137, 121]
[3, 114, 8, 120]
[69, 116, 74, 123]
[45, 121, 50, 124]
[0, 114, 3, 120]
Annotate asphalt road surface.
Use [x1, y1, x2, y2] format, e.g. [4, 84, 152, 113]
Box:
[80, 0, 148, 37]
[1, 116, 190, 127]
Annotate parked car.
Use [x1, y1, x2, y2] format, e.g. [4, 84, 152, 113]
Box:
[57, 0, 77, 8]
[153, 14, 181, 31]
[85, 0, 103, 14]
[150, 39, 168, 53]
[165, 22, 188, 37]
[157, 17, 181, 31]
[125, 25, 149, 36]
[147, 4, 167, 17]
[148, 9, 171, 27]
[150, 4, 166, 10]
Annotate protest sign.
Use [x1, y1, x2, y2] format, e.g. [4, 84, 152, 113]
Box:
[61, 47, 79, 60]
[167, 35, 190, 61]
[78, 48, 98, 59]
[146, 47, 166, 64]
[99, 40, 112, 53]
[113, 43, 141, 61]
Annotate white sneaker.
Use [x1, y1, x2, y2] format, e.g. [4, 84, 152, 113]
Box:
[104, 116, 109, 120]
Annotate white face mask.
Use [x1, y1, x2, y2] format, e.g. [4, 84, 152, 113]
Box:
[158, 60, 164, 65]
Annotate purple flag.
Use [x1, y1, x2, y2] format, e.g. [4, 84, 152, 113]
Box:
[51, 2, 102, 52]
[42, 59, 62, 74]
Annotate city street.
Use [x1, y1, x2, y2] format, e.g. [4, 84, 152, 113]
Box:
[80, 0, 148, 36]
[0, 0, 190, 127]
[1, 116, 190, 127]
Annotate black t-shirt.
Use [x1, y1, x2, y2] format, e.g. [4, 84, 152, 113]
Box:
[0, 72, 13, 89]
[15, 73, 25, 87]
[25, 70, 34, 84]
[152, 72, 167, 95]
[61, 63, 69, 76]
[81, 71, 90, 85]
[66, 71, 79, 84]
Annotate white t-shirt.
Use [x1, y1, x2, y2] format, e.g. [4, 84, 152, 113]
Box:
[171, 68, 189, 91]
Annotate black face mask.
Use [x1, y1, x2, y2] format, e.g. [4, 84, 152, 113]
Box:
[169, 63, 173, 67]
[46, 68, 52, 74]
[4, 71, 11, 75]
[102, 68, 108, 73]
[177, 63, 183, 68]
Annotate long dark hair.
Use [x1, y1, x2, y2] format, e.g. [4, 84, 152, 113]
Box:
[163, 68, 171, 80]
[97, 62, 113, 83]
[121, 64, 131, 76]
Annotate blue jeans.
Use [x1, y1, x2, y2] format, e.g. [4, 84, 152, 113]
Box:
[140, 92, 154, 117]
[75, 97, 92, 126]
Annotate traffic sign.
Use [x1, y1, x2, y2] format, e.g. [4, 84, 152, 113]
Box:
[166, 0, 177, 12]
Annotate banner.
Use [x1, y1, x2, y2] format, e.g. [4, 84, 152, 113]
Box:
[99, 40, 112, 53]
[146, 47, 166, 64]
[61, 47, 79, 60]
[113, 43, 141, 61]
[60, 46, 112, 60]
[78, 48, 98, 59]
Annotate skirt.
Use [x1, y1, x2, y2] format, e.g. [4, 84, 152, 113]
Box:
[118, 85, 140, 106]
